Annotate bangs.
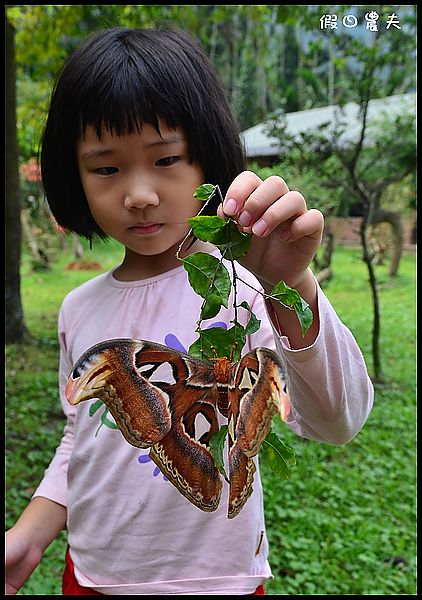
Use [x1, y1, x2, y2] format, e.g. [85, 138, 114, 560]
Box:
[77, 67, 179, 139]
[75, 29, 200, 140]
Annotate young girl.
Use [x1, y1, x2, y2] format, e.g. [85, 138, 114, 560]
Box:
[5, 27, 373, 595]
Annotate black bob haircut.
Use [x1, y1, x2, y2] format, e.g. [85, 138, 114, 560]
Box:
[40, 27, 246, 241]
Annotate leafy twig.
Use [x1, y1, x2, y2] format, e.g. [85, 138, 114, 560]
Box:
[179, 184, 313, 360]
[177, 183, 302, 480]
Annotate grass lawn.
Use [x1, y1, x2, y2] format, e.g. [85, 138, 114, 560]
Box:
[6, 241, 416, 595]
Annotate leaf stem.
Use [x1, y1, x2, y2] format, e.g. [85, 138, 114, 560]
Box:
[225, 230, 240, 333]
[176, 185, 219, 259]
[233, 274, 293, 311]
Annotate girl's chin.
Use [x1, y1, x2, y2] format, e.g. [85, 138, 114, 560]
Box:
[124, 240, 183, 258]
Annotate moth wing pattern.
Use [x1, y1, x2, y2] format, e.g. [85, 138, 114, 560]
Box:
[66, 339, 177, 447]
[66, 338, 224, 511]
[150, 399, 223, 512]
[142, 344, 225, 512]
[227, 347, 287, 518]
[66, 339, 288, 518]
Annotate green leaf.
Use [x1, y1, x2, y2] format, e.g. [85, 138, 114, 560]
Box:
[193, 183, 217, 201]
[269, 280, 313, 336]
[260, 431, 296, 479]
[293, 298, 313, 336]
[269, 280, 302, 306]
[188, 216, 252, 259]
[239, 300, 251, 311]
[200, 294, 224, 320]
[181, 252, 231, 308]
[217, 221, 253, 260]
[240, 301, 261, 335]
[188, 324, 246, 362]
[209, 425, 229, 483]
[100, 408, 119, 429]
[188, 215, 229, 244]
[245, 312, 261, 335]
[89, 399, 103, 416]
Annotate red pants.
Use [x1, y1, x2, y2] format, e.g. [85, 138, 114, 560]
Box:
[63, 548, 265, 595]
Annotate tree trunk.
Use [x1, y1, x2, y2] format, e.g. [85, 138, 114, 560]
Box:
[296, 24, 304, 108]
[72, 234, 84, 260]
[372, 208, 404, 277]
[360, 207, 383, 382]
[315, 267, 332, 284]
[313, 221, 335, 279]
[5, 14, 30, 343]
[20, 209, 51, 270]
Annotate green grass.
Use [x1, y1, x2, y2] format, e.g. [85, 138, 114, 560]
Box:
[6, 243, 416, 595]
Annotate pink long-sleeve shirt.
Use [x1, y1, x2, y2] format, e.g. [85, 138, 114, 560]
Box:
[33, 257, 373, 595]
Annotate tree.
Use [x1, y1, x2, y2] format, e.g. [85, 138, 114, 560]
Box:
[5, 12, 29, 343]
[267, 6, 417, 380]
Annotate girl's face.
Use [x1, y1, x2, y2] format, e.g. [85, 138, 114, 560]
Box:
[77, 121, 205, 277]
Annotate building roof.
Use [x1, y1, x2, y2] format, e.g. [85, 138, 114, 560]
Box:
[240, 93, 416, 158]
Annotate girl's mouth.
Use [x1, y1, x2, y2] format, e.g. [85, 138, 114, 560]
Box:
[130, 223, 162, 235]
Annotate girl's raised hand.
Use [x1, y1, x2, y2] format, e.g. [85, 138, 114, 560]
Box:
[219, 171, 324, 294]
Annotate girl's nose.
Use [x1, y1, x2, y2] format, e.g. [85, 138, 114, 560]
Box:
[123, 178, 159, 210]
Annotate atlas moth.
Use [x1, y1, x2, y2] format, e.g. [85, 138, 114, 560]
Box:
[65, 338, 289, 518]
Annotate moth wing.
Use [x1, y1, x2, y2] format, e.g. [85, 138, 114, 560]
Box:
[65, 338, 213, 449]
[67, 338, 224, 511]
[232, 347, 288, 457]
[227, 347, 287, 518]
[131, 341, 223, 512]
[150, 399, 223, 512]
[227, 441, 256, 519]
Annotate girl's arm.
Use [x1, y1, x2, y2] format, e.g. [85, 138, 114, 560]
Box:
[5, 497, 67, 595]
[270, 284, 374, 445]
[31, 322, 76, 506]
[245, 271, 373, 446]
[6, 314, 75, 595]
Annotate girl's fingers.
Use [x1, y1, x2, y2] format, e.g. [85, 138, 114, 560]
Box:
[222, 170, 262, 216]
[220, 171, 322, 243]
[223, 172, 285, 218]
[225, 187, 308, 239]
[248, 190, 307, 237]
[222, 173, 298, 234]
[286, 209, 325, 243]
[237, 176, 291, 229]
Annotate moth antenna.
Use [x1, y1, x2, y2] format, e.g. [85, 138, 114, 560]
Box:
[229, 342, 238, 362]
[206, 345, 220, 361]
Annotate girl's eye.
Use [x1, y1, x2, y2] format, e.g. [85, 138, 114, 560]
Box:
[155, 156, 179, 167]
[94, 167, 119, 175]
